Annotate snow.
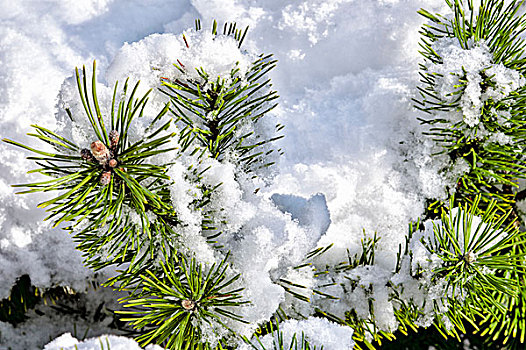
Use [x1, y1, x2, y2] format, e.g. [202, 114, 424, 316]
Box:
[241, 317, 354, 350]
[426, 38, 526, 127]
[0, 0, 520, 349]
[105, 30, 255, 98]
[43, 333, 164, 350]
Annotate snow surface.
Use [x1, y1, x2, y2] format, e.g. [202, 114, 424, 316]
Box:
[240, 317, 355, 350]
[1, 0, 520, 349]
[43, 333, 164, 350]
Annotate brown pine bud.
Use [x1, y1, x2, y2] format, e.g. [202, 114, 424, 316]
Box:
[90, 141, 110, 164]
[463, 251, 476, 264]
[100, 171, 112, 186]
[181, 299, 196, 311]
[109, 130, 119, 149]
[108, 159, 118, 168]
[80, 148, 94, 162]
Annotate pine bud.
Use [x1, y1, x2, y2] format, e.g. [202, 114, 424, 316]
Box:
[181, 299, 196, 311]
[100, 171, 112, 186]
[464, 251, 476, 264]
[80, 148, 94, 162]
[90, 141, 110, 164]
[108, 159, 118, 168]
[109, 130, 119, 149]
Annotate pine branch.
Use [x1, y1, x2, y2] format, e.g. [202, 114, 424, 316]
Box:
[160, 22, 283, 176]
[119, 253, 248, 349]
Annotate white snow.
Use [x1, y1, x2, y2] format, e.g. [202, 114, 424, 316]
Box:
[241, 317, 354, 350]
[426, 38, 526, 127]
[43, 333, 164, 350]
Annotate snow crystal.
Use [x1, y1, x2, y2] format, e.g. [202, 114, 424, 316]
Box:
[280, 266, 317, 317]
[483, 63, 526, 102]
[43, 333, 164, 350]
[427, 38, 526, 127]
[224, 191, 327, 333]
[487, 132, 513, 145]
[105, 30, 254, 98]
[242, 317, 354, 350]
[408, 221, 438, 274]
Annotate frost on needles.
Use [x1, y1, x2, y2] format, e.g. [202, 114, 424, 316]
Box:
[4, 2, 526, 349]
